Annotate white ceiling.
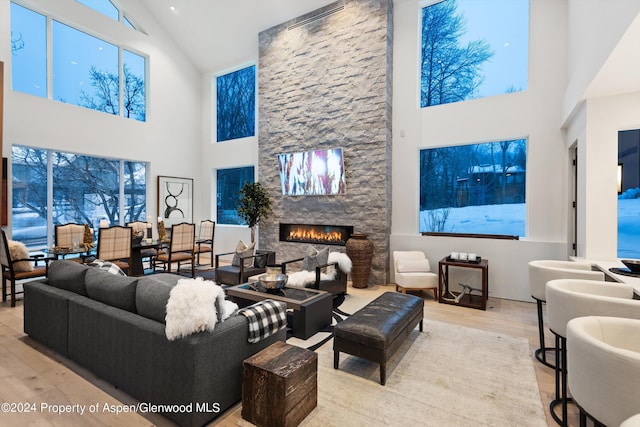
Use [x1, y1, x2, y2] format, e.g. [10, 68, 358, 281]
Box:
[137, 0, 335, 73]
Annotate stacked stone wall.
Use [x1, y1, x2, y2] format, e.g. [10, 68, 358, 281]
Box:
[258, 0, 393, 285]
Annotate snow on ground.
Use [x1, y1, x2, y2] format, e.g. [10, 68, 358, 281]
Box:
[420, 198, 640, 259]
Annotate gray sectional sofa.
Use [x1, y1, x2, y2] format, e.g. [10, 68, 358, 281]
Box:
[23, 260, 285, 427]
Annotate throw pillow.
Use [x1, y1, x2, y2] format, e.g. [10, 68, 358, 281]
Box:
[301, 245, 329, 271]
[88, 260, 126, 276]
[231, 240, 255, 268]
[7, 240, 33, 272]
[396, 259, 431, 273]
[253, 252, 268, 269]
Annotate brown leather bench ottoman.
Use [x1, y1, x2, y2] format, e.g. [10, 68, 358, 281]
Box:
[333, 291, 424, 385]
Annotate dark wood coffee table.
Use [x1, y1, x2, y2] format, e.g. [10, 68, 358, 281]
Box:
[227, 284, 333, 339]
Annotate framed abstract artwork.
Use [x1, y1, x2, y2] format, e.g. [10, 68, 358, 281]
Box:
[157, 176, 193, 227]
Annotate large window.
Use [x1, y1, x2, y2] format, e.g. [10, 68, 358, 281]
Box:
[419, 139, 527, 237]
[217, 167, 255, 225]
[618, 129, 640, 259]
[76, 0, 143, 32]
[10, 3, 46, 97]
[10, 2, 147, 121]
[420, 0, 528, 108]
[216, 66, 256, 142]
[12, 146, 147, 249]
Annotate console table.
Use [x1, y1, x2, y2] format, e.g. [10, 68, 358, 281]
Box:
[438, 257, 489, 310]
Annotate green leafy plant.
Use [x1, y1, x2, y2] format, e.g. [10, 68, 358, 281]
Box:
[237, 182, 271, 243]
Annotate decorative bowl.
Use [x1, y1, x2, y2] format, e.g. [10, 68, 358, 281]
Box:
[621, 259, 640, 273]
[258, 274, 288, 290]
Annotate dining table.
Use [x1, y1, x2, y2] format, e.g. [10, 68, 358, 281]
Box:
[131, 239, 165, 276]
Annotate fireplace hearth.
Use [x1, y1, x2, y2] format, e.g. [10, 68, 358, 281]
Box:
[279, 223, 354, 246]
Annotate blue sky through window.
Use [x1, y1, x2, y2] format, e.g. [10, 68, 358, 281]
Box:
[76, 0, 118, 21]
[420, 0, 528, 107]
[52, 21, 118, 108]
[454, 0, 528, 97]
[10, 3, 46, 97]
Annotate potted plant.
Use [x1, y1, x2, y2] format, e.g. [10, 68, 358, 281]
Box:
[237, 182, 272, 243]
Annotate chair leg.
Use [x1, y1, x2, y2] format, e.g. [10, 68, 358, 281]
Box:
[2, 276, 6, 302]
[10, 278, 16, 307]
[534, 299, 556, 369]
[550, 333, 573, 426]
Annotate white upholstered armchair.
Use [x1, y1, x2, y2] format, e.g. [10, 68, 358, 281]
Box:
[393, 250, 438, 300]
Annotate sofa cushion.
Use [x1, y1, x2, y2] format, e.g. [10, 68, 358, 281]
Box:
[135, 274, 180, 323]
[48, 259, 90, 296]
[85, 268, 138, 313]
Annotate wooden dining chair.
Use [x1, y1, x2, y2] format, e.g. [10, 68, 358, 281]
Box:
[0, 229, 51, 307]
[153, 222, 195, 277]
[97, 226, 133, 275]
[194, 220, 215, 267]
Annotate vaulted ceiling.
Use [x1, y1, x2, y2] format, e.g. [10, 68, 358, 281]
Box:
[137, 0, 335, 73]
[137, 0, 640, 100]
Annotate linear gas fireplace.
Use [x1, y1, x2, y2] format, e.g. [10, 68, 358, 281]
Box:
[279, 223, 354, 246]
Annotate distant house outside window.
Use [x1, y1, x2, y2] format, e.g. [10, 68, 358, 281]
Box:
[217, 167, 255, 225]
[216, 66, 256, 142]
[420, 0, 528, 108]
[419, 139, 527, 237]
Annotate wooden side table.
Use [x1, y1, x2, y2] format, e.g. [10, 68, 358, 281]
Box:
[438, 257, 489, 310]
[242, 341, 317, 426]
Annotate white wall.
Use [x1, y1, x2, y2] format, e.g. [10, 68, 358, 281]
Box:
[0, 0, 202, 235]
[390, 0, 570, 301]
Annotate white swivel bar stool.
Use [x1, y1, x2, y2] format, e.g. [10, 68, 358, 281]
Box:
[528, 260, 604, 369]
[546, 279, 639, 426]
[567, 316, 640, 427]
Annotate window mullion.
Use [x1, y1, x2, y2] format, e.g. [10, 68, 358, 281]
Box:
[46, 150, 53, 247]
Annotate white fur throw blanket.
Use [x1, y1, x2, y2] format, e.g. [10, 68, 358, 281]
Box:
[287, 252, 352, 288]
[165, 277, 238, 340]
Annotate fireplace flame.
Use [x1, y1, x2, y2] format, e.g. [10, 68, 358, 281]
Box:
[287, 227, 344, 243]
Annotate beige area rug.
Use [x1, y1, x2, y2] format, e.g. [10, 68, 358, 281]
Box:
[298, 319, 546, 427]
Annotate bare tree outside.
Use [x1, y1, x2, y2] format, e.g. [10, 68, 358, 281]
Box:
[78, 65, 146, 121]
[420, 0, 493, 107]
[217, 66, 256, 142]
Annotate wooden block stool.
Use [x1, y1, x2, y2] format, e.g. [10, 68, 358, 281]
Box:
[242, 341, 317, 427]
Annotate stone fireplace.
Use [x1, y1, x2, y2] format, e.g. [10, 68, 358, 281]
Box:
[258, 0, 393, 286]
[279, 223, 354, 246]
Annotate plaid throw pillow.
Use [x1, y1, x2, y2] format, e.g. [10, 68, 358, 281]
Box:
[89, 260, 126, 276]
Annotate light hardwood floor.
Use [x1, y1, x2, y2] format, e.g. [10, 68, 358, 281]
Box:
[0, 278, 575, 426]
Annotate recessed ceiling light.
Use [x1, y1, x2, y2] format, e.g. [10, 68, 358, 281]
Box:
[169, 5, 176, 12]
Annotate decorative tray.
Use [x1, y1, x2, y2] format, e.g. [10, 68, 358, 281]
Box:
[446, 256, 482, 264]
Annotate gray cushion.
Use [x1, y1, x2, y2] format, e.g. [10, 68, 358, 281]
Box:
[301, 246, 329, 271]
[85, 268, 138, 313]
[47, 260, 89, 296]
[231, 240, 255, 267]
[135, 275, 179, 323]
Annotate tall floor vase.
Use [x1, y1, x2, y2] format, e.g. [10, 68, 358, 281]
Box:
[346, 233, 373, 289]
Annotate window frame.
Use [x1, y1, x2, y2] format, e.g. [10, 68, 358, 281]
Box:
[11, 145, 148, 249]
[10, 1, 148, 122]
[418, 138, 528, 239]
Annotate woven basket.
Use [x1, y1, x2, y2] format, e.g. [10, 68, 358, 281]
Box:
[345, 233, 373, 288]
